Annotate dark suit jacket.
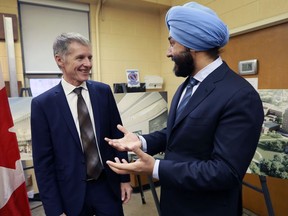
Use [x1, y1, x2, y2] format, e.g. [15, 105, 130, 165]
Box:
[144, 62, 264, 216]
[31, 80, 130, 216]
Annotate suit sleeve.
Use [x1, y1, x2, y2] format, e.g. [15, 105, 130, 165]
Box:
[31, 98, 64, 215]
[158, 87, 264, 191]
[143, 128, 167, 155]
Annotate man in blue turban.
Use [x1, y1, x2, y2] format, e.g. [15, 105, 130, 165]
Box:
[105, 2, 264, 216]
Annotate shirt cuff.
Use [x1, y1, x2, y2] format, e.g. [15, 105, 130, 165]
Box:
[138, 135, 147, 152]
[152, 159, 160, 180]
[138, 135, 159, 179]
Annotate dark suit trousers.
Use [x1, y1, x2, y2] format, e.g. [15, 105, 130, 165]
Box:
[79, 172, 124, 216]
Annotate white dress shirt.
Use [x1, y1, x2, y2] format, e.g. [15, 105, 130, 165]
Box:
[61, 78, 103, 165]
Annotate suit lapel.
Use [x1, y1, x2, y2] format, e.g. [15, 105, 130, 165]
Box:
[170, 62, 229, 131]
[167, 79, 187, 135]
[174, 82, 215, 126]
[54, 83, 82, 150]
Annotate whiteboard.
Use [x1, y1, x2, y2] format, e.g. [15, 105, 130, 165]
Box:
[19, 2, 89, 74]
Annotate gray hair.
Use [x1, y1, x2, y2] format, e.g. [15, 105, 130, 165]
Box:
[53, 32, 90, 57]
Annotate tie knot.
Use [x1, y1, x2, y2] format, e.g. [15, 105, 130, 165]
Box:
[73, 87, 82, 96]
[188, 77, 199, 88]
[187, 77, 199, 88]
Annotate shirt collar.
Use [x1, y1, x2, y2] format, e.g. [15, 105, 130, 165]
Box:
[193, 57, 223, 82]
[61, 78, 88, 96]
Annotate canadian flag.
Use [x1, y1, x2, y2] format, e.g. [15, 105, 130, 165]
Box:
[0, 69, 31, 215]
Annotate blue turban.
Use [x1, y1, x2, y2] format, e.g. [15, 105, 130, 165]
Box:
[166, 2, 229, 51]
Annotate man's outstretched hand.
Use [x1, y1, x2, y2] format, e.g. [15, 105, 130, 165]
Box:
[104, 124, 141, 152]
[105, 125, 155, 175]
[106, 147, 155, 175]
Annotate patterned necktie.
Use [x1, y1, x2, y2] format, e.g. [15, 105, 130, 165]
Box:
[73, 87, 103, 180]
[176, 77, 199, 119]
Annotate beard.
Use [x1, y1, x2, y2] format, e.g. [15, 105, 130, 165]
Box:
[172, 49, 195, 77]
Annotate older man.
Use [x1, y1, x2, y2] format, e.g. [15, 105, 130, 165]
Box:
[105, 2, 264, 216]
[31, 33, 132, 216]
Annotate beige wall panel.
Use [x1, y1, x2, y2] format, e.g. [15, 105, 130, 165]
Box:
[207, 0, 256, 14]
[14, 42, 22, 58]
[221, 2, 260, 29]
[171, 0, 214, 6]
[0, 0, 17, 10]
[0, 42, 7, 57]
[0, 56, 9, 80]
[110, 21, 135, 35]
[144, 61, 162, 76]
[98, 19, 112, 34]
[259, 0, 288, 19]
[157, 0, 172, 6]
[100, 60, 128, 82]
[0, 7, 17, 14]
[100, 34, 151, 50]
[98, 2, 162, 86]
[16, 57, 24, 79]
[141, 0, 171, 6]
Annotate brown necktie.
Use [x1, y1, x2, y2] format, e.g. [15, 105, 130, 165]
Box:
[74, 87, 103, 180]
